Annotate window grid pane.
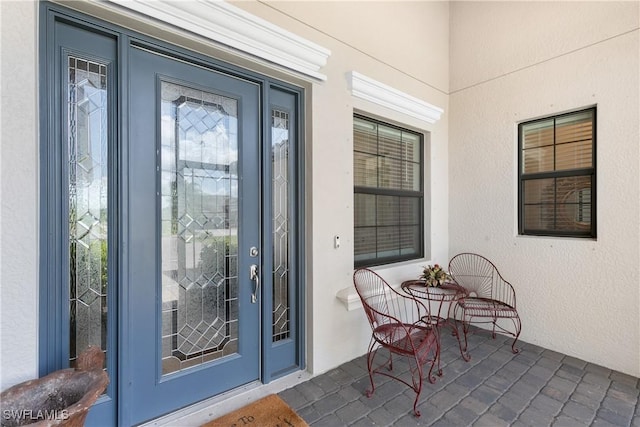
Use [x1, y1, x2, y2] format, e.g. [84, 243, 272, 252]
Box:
[523, 146, 554, 174]
[376, 196, 399, 226]
[354, 152, 378, 187]
[378, 157, 402, 189]
[522, 119, 554, 149]
[519, 108, 595, 237]
[555, 139, 592, 171]
[354, 117, 378, 154]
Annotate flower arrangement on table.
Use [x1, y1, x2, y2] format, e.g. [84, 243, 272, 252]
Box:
[420, 264, 450, 287]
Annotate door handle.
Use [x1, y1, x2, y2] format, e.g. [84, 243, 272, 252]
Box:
[250, 264, 260, 303]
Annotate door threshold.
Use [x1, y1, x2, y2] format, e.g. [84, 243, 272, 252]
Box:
[139, 369, 312, 427]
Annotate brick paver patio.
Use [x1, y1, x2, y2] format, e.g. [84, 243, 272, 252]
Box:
[279, 329, 640, 426]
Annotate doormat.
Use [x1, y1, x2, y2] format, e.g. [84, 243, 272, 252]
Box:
[202, 394, 309, 427]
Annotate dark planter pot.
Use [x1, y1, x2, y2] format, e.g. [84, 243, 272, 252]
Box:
[1, 347, 108, 427]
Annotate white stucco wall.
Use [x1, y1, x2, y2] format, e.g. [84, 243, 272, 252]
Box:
[232, 0, 451, 376]
[0, 0, 450, 389]
[256, 1, 450, 92]
[0, 1, 39, 389]
[449, 1, 640, 377]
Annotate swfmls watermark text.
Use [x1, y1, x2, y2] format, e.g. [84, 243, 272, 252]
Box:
[2, 409, 70, 422]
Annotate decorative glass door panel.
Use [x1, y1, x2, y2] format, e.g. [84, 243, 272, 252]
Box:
[126, 46, 260, 425]
[271, 109, 290, 342]
[160, 82, 240, 374]
[68, 56, 109, 368]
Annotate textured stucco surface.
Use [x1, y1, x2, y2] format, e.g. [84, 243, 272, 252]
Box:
[232, 0, 451, 376]
[253, 1, 450, 94]
[0, 0, 39, 389]
[449, 2, 640, 376]
[450, 1, 640, 93]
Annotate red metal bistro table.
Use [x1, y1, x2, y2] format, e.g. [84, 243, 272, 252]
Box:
[401, 280, 470, 362]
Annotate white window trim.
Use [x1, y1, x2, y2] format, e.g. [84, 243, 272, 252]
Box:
[349, 71, 444, 124]
[106, 0, 331, 81]
[339, 73, 442, 310]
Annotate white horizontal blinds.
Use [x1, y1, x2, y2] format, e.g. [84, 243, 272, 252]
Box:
[521, 110, 593, 174]
[354, 117, 378, 187]
[378, 126, 402, 189]
[377, 195, 399, 226]
[399, 197, 420, 256]
[523, 177, 592, 232]
[522, 118, 554, 173]
[555, 111, 593, 170]
[354, 116, 423, 264]
[522, 178, 552, 230]
[376, 195, 400, 257]
[354, 118, 378, 262]
[555, 176, 592, 230]
[402, 132, 421, 191]
[354, 193, 376, 226]
[354, 193, 375, 262]
[354, 119, 421, 191]
[520, 108, 594, 235]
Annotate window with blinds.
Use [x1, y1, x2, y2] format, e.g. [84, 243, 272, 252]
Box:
[354, 115, 424, 266]
[518, 107, 596, 238]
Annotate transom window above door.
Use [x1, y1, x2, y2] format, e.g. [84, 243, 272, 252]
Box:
[353, 115, 424, 267]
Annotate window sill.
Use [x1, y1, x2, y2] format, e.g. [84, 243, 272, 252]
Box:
[336, 287, 362, 311]
[335, 277, 407, 311]
[337, 261, 428, 311]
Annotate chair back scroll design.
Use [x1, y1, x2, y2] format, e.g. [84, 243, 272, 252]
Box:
[448, 253, 522, 356]
[354, 268, 420, 339]
[353, 268, 440, 417]
[449, 253, 517, 309]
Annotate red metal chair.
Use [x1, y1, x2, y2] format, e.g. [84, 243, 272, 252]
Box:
[353, 268, 440, 417]
[448, 253, 522, 357]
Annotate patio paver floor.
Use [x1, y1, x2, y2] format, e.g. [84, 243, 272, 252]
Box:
[279, 330, 640, 426]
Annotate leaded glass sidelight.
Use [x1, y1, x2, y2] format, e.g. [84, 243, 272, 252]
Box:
[272, 110, 290, 342]
[160, 81, 239, 374]
[68, 56, 109, 367]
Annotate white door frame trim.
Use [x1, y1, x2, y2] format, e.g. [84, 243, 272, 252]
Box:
[106, 0, 331, 81]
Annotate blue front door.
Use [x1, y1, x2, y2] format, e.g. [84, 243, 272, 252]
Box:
[124, 46, 261, 425]
[41, 6, 304, 426]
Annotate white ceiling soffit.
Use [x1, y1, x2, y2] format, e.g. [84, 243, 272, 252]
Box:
[349, 71, 444, 124]
[106, 0, 331, 81]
